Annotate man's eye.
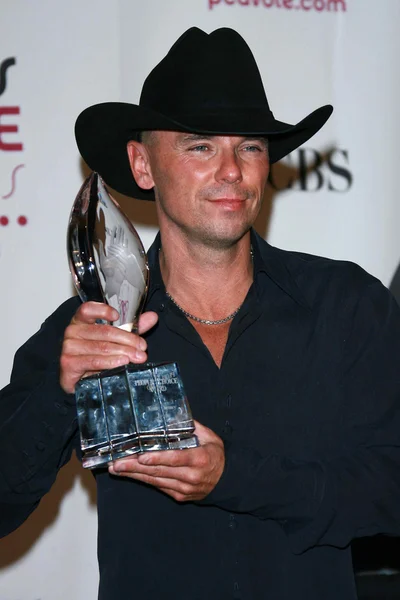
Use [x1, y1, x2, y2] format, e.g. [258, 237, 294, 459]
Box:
[243, 145, 263, 152]
[189, 145, 209, 152]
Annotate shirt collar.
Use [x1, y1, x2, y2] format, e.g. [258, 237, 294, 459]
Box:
[146, 229, 311, 310]
[146, 232, 164, 301]
[250, 229, 311, 309]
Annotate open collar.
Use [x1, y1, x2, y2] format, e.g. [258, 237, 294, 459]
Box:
[146, 229, 311, 310]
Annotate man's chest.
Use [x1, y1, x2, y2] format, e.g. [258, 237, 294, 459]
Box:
[145, 307, 346, 460]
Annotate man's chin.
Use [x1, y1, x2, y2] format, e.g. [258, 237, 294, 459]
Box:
[188, 223, 253, 250]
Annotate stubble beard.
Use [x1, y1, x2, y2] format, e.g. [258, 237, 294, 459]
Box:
[155, 186, 262, 251]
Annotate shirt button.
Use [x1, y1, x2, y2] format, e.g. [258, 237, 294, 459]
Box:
[229, 514, 238, 530]
[36, 441, 46, 451]
[223, 420, 233, 435]
[159, 303, 165, 311]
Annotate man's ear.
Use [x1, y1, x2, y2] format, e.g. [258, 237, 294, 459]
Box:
[126, 140, 155, 190]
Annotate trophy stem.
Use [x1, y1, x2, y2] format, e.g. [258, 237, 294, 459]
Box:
[118, 322, 134, 332]
[131, 316, 139, 335]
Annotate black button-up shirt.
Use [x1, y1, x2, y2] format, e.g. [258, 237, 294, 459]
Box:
[1, 230, 400, 599]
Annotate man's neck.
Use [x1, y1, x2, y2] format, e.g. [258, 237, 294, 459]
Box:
[158, 230, 254, 321]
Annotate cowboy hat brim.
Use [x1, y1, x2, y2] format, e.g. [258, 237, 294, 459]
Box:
[75, 102, 333, 200]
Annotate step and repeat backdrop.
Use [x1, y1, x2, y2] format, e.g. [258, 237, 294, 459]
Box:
[1, 0, 400, 598]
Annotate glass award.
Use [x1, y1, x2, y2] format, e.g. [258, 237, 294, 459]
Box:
[67, 172, 198, 469]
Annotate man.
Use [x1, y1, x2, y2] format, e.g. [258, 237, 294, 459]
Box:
[1, 27, 400, 600]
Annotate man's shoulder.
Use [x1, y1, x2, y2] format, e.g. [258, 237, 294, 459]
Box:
[277, 244, 374, 284]
[255, 233, 385, 310]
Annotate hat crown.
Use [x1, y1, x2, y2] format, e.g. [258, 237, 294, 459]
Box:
[140, 28, 272, 118]
[75, 27, 333, 200]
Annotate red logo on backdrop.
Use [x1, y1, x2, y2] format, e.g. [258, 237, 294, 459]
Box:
[208, 0, 346, 11]
[0, 56, 27, 226]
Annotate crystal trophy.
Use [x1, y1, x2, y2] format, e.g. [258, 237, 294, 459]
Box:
[67, 172, 198, 469]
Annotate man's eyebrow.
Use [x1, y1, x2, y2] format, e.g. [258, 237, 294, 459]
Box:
[178, 134, 213, 143]
[177, 134, 268, 145]
[246, 136, 269, 146]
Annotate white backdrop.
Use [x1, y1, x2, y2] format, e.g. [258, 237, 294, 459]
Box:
[1, 0, 400, 598]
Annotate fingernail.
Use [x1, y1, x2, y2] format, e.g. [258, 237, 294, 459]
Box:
[139, 339, 147, 351]
[135, 350, 146, 361]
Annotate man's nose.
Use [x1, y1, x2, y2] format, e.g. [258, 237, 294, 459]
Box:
[214, 149, 243, 184]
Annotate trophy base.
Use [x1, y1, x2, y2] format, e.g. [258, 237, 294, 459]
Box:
[82, 433, 199, 469]
[75, 362, 199, 470]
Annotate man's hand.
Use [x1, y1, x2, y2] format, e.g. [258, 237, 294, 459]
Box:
[108, 421, 225, 502]
[60, 301, 158, 394]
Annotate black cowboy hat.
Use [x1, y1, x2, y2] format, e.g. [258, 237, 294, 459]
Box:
[75, 27, 333, 201]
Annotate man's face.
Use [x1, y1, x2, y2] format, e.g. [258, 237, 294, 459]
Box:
[137, 131, 270, 249]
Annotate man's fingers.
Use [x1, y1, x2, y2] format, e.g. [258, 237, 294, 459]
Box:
[71, 301, 119, 325]
[108, 432, 225, 501]
[61, 349, 130, 378]
[63, 337, 145, 361]
[111, 455, 179, 473]
[60, 304, 159, 394]
[69, 309, 158, 347]
[72, 303, 158, 336]
[124, 472, 189, 494]
[138, 311, 159, 334]
[110, 460, 193, 481]
[60, 354, 130, 393]
[64, 323, 147, 352]
[194, 420, 223, 445]
[60, 349, 133, 393]
[109, 465, 195, 496]
[137, 448, 198, 468]
[60, 333, 148, 393]
[65, 312, 159, 353]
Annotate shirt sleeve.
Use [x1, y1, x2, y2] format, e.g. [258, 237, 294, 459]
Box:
[0, 297, 81, 538]
[200, 278, 400, 554]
